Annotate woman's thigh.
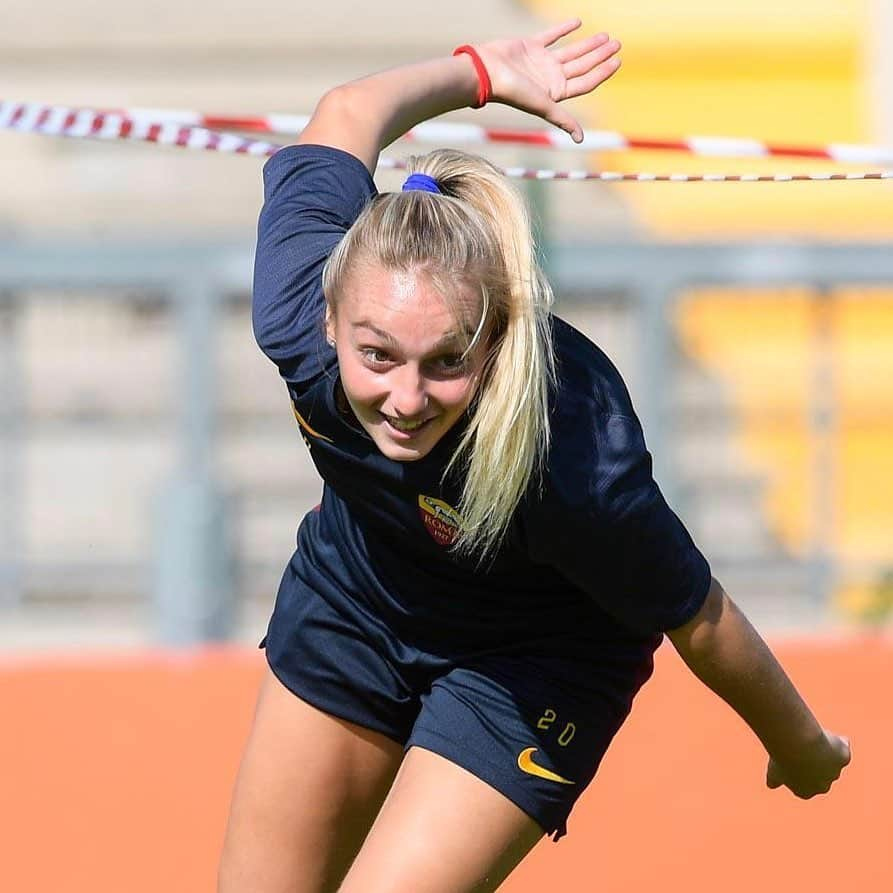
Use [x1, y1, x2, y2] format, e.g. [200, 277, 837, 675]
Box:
[338, 647, 646, 892]
[338, 746, 544, 893]
[218, 667, 404, 893]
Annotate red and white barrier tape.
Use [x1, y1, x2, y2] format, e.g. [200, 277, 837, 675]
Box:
[106, 104, 893, 166]
[3, 101, 893, 182]
[0, 102, 283, 156]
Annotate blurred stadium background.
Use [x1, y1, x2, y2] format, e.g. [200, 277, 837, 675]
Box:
[1, 1, 890, 891]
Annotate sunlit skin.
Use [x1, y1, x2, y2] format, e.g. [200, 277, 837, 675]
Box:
[326, 265, 489, 462]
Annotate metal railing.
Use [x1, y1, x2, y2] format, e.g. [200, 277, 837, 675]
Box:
[2, 239, 892, 642]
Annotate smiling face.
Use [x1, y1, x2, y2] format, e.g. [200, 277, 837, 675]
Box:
[327, 264, 489, 462]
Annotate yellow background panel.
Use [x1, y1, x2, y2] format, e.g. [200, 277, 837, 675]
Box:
[525, 2, 893, 615]
[836, 292, 893, 412]
[524, 0, 890, 237]
[677, 290, 893, 564]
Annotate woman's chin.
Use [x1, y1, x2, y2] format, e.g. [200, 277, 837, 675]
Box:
[368, 421, 441, 462]
[372, 432, 435, 462]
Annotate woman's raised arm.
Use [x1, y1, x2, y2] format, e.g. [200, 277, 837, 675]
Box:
[297, 18, 622, 172]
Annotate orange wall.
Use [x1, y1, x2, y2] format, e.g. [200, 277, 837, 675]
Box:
[1, 638, 888, 892]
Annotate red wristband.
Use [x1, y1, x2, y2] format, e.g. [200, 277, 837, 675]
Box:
[453, 45, 492, 109]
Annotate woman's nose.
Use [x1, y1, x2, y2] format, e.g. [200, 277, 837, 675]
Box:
[390, 365, 428, 416]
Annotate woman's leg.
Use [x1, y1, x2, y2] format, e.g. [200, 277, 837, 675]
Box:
[337, 746, 544, 893]
[218, 667, 405, 893]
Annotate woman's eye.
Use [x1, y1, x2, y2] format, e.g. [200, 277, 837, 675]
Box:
[362, 348, 391, 365]
[435, 354, 467, 373]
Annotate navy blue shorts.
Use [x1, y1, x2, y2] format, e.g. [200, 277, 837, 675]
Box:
[260, 577, 655, 840]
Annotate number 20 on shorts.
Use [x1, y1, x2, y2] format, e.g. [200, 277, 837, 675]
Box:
[537, 708, 576, 746]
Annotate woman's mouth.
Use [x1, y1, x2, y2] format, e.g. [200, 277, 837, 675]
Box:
[381, 413, 433, 438]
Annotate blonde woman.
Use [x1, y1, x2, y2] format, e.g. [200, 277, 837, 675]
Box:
[219, 19, 850, 893]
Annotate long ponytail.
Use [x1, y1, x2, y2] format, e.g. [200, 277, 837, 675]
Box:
[323, 149, 555, 559]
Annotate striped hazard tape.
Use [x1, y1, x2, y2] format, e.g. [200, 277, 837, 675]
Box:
[100, 104, 893, 167]
[3, 100, 893, 183]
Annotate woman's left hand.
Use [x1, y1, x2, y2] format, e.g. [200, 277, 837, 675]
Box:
[475, 19, 622, 143]
[766, 730, 852, 799]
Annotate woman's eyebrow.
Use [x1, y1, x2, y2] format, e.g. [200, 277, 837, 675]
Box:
[352, 321, 399, 345]
[352, 321, 471, 350]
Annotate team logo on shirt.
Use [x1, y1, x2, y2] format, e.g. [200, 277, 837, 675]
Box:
[417, 495, 462, 546]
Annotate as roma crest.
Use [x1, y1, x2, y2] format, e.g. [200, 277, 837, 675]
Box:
[418, 494, 463, 547]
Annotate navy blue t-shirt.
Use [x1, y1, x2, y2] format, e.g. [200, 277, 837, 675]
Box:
[253, 144, 711, 659]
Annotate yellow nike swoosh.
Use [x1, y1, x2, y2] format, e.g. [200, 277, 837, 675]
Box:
[517, 747, 575, 785]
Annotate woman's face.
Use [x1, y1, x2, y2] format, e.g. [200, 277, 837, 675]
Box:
[327, 265, 488, 462]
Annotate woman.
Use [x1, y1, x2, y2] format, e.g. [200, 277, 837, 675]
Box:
[219, 19, 850, 893]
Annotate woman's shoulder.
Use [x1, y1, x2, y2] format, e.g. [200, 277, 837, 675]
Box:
[261, 143, 377, 215]
[253, 144, 377, 391]
[549, 314, 636, 420]
[528, 315, 646, 515]
[526, 316, 659, 548]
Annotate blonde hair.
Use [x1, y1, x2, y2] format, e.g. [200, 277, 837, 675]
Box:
[323, 149, 555, 559]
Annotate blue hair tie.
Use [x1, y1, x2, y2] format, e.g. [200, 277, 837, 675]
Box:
[402, 173, 441, 194]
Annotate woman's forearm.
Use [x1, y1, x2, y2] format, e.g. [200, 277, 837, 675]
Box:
[297, 55, 479, 172]
[294, 23, 624, 171]
[667, 579, 824, 766]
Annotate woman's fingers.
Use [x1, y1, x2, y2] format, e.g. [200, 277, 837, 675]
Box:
[565, 57, 622, 100]
[544, 104, 584, 143]
[478, 21, 620, 138]
[534, 17, 582, 49]
[562, 38, 621, 80]
[765, 732, 852, 798]
[552, 32, 610, 65]
[766, 758, 785, 789]
[837, 735, 853, 767]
